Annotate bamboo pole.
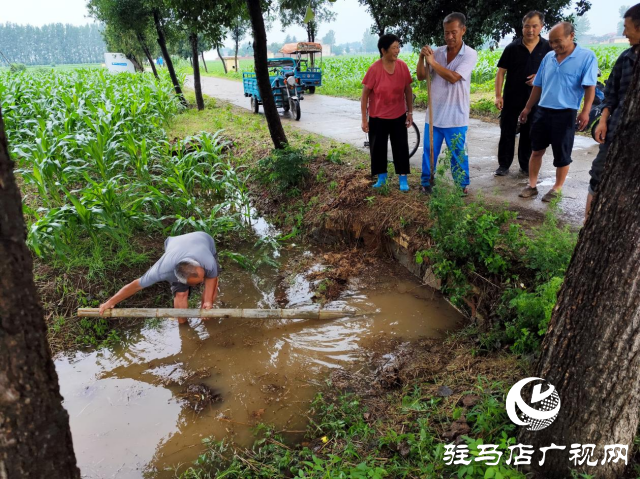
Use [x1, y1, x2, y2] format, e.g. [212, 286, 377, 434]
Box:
[427, 63, 435, 183]
[78, 307, 356, 320]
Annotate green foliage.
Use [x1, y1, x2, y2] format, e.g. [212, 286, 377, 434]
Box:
[9, 63, 27, 72]
[1, 69, 252, 262]
[416, 162, 522, 306]
[522, 201, 577, 281]
[255, 145, 311, 193]
[500, 277, 564, 355]
[471, 98, 500, 116]
[415, 153, 576, 353]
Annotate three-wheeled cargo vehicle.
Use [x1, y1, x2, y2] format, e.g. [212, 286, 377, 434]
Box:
[278, 42, 323, 94]
[242, 57, 305, 120]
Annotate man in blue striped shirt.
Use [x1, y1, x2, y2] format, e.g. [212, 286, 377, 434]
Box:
[518, 22, 598, 203]
[585, 4, 640, 220]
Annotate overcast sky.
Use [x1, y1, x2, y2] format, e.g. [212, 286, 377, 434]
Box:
[0, 0, 631, 45]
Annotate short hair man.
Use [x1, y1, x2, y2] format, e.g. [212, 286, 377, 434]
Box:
[494, 11, 552, 177]
[585, 3, 640, 220]
[99, 231, 220, 324]
[416, 12, 478, 195]
[518, 22, 598, 202]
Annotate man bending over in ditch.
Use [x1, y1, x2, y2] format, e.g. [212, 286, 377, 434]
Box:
[99, 231, 220, 324]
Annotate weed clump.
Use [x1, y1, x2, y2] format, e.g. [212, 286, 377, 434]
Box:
[255, 145, 311, 196]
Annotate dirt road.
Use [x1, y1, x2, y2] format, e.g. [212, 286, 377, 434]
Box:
[188, 75, 600, 227]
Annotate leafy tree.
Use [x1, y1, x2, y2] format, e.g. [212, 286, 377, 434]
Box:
[0, 22, 105, 65]
[169, 0, 237, 110]
[618, 5, 630, 35]
[150, 4, 188, 106]
[230, 16, 251, 72]
[361, 28, 378, 53]
[322, 28, 336, 46]
[268, 40, 284, 54]
[574, 13, 591, 40]
[363, 0, 592, 48]
[279, 0, 336, 43]
[357, 0, 404, 36]
[332, 43, 344, 55]
[88, 0, 160, 77]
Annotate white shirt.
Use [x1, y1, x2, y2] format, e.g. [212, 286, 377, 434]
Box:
[426, 43, 478, 128]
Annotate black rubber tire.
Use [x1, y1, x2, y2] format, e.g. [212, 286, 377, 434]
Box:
[290, 98, 301, 121]
[408, 121, 421, 159]
[251, 96, 259, 114]
[307, 86, 316, 94]
[386, 121, 421, 162]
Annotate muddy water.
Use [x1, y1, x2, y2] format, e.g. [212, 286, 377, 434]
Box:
[56, 245, 461, 478]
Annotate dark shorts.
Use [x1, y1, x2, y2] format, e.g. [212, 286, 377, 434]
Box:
[530, 107, 577, 168]
[171, 282, 191, 297]
[588, 142, 610, 195]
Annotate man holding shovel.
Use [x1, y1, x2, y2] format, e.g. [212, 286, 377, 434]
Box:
[99, 231, 220, 324]
[416, 12, 478, 195]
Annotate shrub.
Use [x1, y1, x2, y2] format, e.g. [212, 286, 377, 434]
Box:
[10, 63, 26, 72]
[255, 145, 311, 193]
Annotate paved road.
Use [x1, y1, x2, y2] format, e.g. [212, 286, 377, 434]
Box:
[188, 75, 600, 227]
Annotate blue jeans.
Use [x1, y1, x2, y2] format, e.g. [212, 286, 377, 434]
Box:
[420, 125, 470, 188]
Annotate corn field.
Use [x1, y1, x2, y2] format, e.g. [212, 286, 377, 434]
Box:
[315, 44, 627, 99]
[0, 69, 251, 259]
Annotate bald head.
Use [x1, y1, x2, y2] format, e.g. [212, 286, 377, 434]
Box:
[549, 22, 576, 56]
[550, 21, 575, 38]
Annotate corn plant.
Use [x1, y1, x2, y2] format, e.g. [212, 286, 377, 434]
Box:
[0, 68, 253, 260]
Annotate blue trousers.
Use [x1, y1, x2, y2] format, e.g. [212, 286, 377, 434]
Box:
[420, 125, 470, 187]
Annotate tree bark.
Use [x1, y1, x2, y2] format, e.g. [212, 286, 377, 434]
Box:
[519, 53, 640, 478]
[126, 53, 144, 72]
[137, 33, 159, 79]
[217, 47, 227, 73]
[152, 9, 188, 107]
[201, 51, 208, 73]
[0, 108, 81, 477]
[234, 38, 239, 73]
[246, 0, 288, 149]
[190, 32, 204, 111]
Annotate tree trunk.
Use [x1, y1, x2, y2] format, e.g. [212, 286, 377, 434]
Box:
[217, 47, 227, 74]
[234, 40, 239, 73]
[201, 51, 208, 73]
[190, 32, 204, 111]
[126, 53, 144, 72]
[152, 9, 187, 107]
[519, 55, 640, 478]
[137, 33, 159, 79]
[0, 108, 81, 477]
[246, 0, 288, 149]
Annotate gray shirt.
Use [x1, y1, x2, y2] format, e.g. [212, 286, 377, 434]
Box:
[139, 232, 219, 287]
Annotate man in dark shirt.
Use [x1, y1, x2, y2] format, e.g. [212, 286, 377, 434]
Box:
[585, 3, 640, 220]
[494, 11, 552, 176]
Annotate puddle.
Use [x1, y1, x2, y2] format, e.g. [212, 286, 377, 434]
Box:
[56, 245, 461, 478]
